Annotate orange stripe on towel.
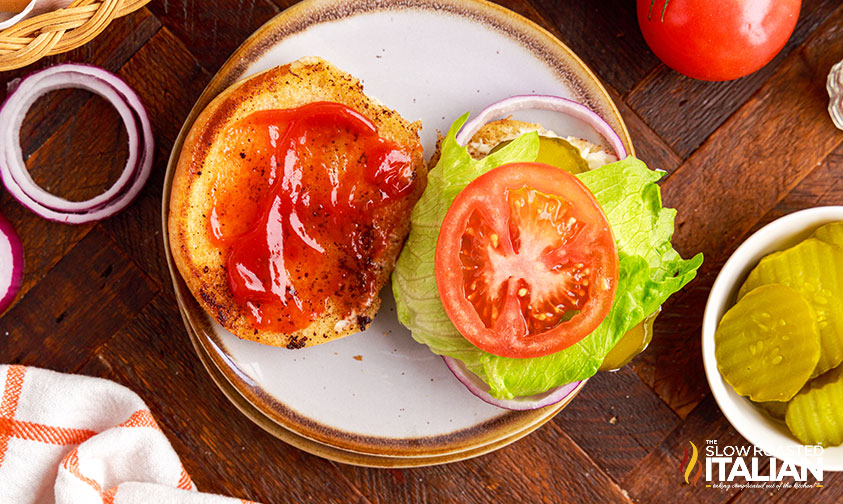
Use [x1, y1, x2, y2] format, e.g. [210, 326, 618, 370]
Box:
[0, 417, 96, 445]
[62, 448, 103, 494]
[119, 409, 161, 430]
[102, 486, 118, 504]
[0, 365, 26, 468]
[121, 409, 193, 491]
[177, 467, 193, 490]
[0, 365, 25, 417]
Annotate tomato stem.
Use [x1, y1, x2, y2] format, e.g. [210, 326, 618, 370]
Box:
[648, 0, 670, 22]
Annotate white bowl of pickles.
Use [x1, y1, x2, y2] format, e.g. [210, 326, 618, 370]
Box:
[703, 206, 843, 472]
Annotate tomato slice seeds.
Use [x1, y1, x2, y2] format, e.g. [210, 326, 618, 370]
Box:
[435, 162, 619, 359]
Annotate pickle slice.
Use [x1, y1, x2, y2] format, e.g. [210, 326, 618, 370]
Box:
[739, 238, 843, 376]
[599, 310, 658, 371]
[716, 284, 820, 402]
[491, 136, 590, 174]
[786, 365, 843, 447]
[813, 221, 843, 248]
[752, 400, 788, 421]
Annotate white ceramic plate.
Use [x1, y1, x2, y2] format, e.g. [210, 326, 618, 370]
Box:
[703, 207, 843, 472]
[184, 303, 584, 467]
[163, 0, 632, 463]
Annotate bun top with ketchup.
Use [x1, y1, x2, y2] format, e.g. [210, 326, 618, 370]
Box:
[169, 57, 426, 349]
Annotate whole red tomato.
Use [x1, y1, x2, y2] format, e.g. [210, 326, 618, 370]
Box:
[637, 0, 801, 81]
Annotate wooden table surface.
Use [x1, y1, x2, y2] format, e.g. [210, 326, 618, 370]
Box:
[2, 0, 842, 502]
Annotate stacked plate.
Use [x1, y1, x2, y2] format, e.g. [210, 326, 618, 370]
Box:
[162, 0, 633, 467]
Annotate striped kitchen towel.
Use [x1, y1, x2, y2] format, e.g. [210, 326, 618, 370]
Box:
[0, 365, 259, 504]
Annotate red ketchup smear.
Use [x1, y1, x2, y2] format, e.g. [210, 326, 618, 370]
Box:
[208, 102, 416, 337]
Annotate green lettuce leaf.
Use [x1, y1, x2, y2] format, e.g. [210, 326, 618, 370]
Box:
[392, 115, 703, 399]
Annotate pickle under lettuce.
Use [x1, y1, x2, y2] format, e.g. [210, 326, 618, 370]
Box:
[716, 284, 820, 402]
[813, 221, 843, 248]
[786, 365, 843, 447]
[599, 310, 658, 371]
[738, 238, 843, 376]
[491, 136, 589, 174]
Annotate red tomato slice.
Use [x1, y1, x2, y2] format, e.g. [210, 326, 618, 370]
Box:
[435, 162, 619, 359]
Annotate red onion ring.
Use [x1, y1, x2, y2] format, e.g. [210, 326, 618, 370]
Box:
[0, 64, 154, 224]
[0, 211, 23, 313]
[442, 356, 583, 411]
[455, 95, 627, 159]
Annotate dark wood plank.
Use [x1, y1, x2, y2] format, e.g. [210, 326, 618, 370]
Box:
[0, 228, 158, 372]
[626, 8, 843, 417]
[97, 27, 211, 284]
[0, 2, 841, 502]
[765, 144, 843, 219]
[336, 420, 633, 504]
[628, 278, 714, 420]
[621, 396, 762, 504]
[732, 470, 842, 503]
[801, 6, 843, 89]
[608, 86, 683, 174]
[661, 12, 843, 268]
[631, 133, 843, 420]
[0, 202, 92, 312]
[553, 367, 680, 483]
[78, 293, 371, 504]
[527, 0, 661, 95]
[25, 95, 129, 204]
[625, 0, 842, 159]
[145, 0, 280, 73]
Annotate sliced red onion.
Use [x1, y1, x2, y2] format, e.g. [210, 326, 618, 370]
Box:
[455, 95, 627, 159]
[0, 64, 154, 224]
[0, 211, 23, 313]
[443, 356, 583, 411]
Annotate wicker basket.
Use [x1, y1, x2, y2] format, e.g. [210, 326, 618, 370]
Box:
[0, 0, 150, 72]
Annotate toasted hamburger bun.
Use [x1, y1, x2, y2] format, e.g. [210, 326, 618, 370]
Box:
[169, 56, 425, 349]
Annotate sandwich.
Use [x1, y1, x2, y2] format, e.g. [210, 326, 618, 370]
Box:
[169, 56, 426, 349]
[392, 97, 703, 408]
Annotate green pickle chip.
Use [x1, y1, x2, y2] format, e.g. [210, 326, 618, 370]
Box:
[491, 136, 589, 174]
[739, 238, 843, 376]
[813, 221, 843, 248]
[599, 310, 658, 371]
[716, 284, 820, 402]
[752, 400, 788, 421]
[533, 137, 590, 174]
[786, 365, 843, 447]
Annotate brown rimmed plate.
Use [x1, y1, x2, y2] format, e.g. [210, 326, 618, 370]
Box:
[162, 0, 633, 465]
[182, 303, 586, 467]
